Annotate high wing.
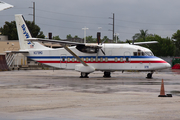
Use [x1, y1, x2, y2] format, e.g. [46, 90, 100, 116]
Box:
[133, 41, 158, 45]
[0, 1, 13, 11]
[26, 38, 102, 48]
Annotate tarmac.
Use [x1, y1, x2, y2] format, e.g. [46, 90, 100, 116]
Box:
[0, 69, 180, 120]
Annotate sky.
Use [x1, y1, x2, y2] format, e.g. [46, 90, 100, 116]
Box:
[0, 0, 180, 41]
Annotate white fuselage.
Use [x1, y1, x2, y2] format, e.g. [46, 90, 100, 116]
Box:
[26, 44, 170, 72]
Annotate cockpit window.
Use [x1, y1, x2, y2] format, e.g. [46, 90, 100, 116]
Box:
[76, 45, 98, 53]
[133, 52, 137, 56]
[133, 51, 154, 56]
[144, 52, 154, 56]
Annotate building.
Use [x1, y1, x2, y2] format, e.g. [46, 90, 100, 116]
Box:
[0, 35, 65, 69]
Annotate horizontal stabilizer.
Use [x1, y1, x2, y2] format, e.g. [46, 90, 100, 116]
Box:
[5, 51, 29, 53]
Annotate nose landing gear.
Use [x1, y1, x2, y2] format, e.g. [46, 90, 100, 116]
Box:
[146, 71, 154, 79]
[80, 72, 89, 78]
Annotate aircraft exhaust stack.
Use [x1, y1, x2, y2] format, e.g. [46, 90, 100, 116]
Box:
[49, 32, 52, 39]
[97, 32, 101, 45]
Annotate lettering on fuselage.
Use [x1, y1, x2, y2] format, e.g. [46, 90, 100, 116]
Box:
[21, 24, 31, 44]
[144, 66, 149, 68]
[34, 51, 43, 55]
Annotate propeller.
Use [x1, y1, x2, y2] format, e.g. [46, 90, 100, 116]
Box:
[127, 40, 131, 44]
[96, 32, 105, 59]
[100, 48, 105, 55]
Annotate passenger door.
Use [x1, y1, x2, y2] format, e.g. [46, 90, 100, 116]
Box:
[60, 54, 67, 68]
[124, 51, 131, 69]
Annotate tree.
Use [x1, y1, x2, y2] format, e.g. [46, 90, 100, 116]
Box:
[172, 30, 180, 56]
[86, 36, 96, 43]
[25, 21, 45, 38]
[143, 35, 175, 56]
[74, 35, 79, 39]
[53, 35, 61, 40]
[66, 34, 72, 39]
[0, 21, 17, 40]
[133, 29, 149, 41]
[0, 20, 45, 40]
[102, 36, 110, 43]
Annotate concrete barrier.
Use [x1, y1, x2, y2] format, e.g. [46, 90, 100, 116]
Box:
[0, 55, 9, 71]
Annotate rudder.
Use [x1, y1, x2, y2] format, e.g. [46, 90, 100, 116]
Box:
[15, 14, 47, 50]
[15, 14, 32, 50]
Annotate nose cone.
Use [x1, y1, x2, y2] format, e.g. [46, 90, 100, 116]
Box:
[166, 63, 171, 68]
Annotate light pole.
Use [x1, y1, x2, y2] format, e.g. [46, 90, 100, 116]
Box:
[82, 26, 89, 43]
[114, 33, 119, 43]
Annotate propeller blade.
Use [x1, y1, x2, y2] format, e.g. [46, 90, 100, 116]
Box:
[101, 48, 106, 55]
[96, 49, 99, 59]
[127, 40, 131, 44]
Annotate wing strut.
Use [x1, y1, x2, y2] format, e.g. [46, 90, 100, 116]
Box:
[63, 45, 88, 66]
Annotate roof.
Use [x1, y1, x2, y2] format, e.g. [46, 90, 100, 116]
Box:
[0, 40, 20, 53]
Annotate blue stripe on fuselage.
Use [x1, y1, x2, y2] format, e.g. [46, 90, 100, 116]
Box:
[27, 56, 158, 59]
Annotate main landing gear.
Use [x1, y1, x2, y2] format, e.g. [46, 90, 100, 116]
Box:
[103, 72, 111, 78]
[146, 71, 154, 79]
[80, 72, 89, 78]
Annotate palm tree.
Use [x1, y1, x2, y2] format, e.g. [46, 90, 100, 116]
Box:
[133, 29, 148, 41]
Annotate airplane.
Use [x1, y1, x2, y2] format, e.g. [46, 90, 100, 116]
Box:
[0, 1, 13, 11]
[7, 14, 171, 79]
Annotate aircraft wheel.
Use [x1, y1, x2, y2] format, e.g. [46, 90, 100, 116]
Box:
[146, 73, 152, 79]
[80, 72, 89, 78]
[103, 72, 111, 77]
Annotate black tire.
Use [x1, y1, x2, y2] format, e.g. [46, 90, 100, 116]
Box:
[80, 72, 89, 78]
[147, 73, 152, 79]
[103, 72, 111, 77]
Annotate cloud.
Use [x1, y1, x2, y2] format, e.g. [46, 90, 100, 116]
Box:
[1, 0, 180, 41]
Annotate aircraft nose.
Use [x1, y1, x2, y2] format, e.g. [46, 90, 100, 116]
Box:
[166, 63, 171, 68]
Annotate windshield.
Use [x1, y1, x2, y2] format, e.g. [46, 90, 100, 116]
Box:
[133, 51, 154, 56]
[144, 52, 154, 56]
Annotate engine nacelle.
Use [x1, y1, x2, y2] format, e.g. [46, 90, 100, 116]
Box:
[75, 64, 95, 73]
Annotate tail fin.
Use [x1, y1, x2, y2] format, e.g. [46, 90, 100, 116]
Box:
[15, 14, 47, 50]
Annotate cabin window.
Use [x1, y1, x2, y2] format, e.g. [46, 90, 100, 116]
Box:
[76, 45, 98, 53]
[72, 58, 75, 62]
[100, 57, 103, 62]
[81, 58, 84, 61]
[90, 57, 94, 62]
[115, 57, 118, 62]
[67, 58, 70, 62]
[126, 57, 129, 62]
[105, 57, 108, 62]
[86, 57, 89, 62]
[77, 59, 79, 62]
[120, 57, 123, 62]
[95, 58, 98, 62]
